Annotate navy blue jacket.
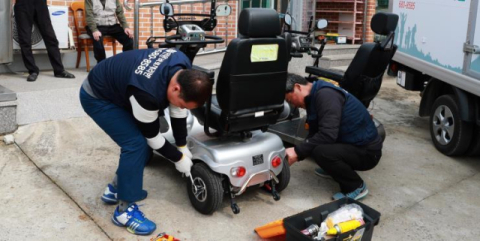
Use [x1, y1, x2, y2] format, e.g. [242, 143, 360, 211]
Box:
[295, 80, 379, 160]
[88, 48, 191, 109]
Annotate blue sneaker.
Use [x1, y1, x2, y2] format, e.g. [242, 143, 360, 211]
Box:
[332, 183, 369, 201]
[101, 184, 118, 205]
[112, 203, 156, 235]
[101, 184, 148, 205]
[314, 168, 332, 179]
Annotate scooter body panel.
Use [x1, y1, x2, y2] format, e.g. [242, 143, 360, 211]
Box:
[160, 109, 286, 190]
[188, 130, 285, 189]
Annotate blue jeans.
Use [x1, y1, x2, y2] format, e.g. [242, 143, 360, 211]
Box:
[80, 87, 151, 203]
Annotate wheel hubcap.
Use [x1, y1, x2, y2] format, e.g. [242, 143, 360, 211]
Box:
[433, 105, 455, 145]
[191, 177, 207, 202]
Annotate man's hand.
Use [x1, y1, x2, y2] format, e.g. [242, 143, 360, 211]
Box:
[285, 147, 298, 166]
[177, 145, 192, 159]
[92, 31, 102, 41]
[175, 155, 193, 177]
[124, 28, 133, 38]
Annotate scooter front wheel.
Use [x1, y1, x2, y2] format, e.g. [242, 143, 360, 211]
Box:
[187, 163, 224, 215]
[275, 158, 291, 193]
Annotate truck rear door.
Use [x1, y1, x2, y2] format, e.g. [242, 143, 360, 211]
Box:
[465, 0, 480, 80]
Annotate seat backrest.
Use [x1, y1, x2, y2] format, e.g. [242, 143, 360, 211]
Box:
[70, 2, 86, 40]
[340, 12, 399, 107]
[215, 8, 288, 133]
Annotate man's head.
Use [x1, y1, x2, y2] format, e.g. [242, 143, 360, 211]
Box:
[285, 73, 312, 109]
[167, 69, 212, 109]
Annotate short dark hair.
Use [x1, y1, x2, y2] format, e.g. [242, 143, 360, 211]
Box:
[177, 69, 213, 105]
[286, 73, 308, 93]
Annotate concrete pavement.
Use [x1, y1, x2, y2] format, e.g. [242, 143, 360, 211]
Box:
[0, 52, 225, 126]
[0, 74, 479, 240]
[0, 141, 110, 240]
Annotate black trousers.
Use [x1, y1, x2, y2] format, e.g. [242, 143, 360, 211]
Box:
[86, 24, 134, 63]
[14, 0, 65, 74]
[311, 143, 381, 193]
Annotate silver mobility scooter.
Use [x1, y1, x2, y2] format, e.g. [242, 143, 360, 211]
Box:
[154, 2, 291, 215]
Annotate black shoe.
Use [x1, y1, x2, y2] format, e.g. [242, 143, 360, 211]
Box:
[54, 70, 75, 79]
[27, 73, 38, 82]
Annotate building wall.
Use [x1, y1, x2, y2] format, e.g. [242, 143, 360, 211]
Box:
[315, 0, 376, 43]
[365, 0, 376, 42]
[302, 0, 315, 32]
[17, 0, 239, 51]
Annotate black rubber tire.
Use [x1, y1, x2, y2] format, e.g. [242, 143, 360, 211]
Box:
[429, 95, 473, 156]
[275, 158, 291, 193]
[374, 118, 386, 142]
[187, 163, 224, 215]
[466, 125, 480, 156]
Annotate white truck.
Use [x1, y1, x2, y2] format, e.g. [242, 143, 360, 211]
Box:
[389, 0, 480, 156]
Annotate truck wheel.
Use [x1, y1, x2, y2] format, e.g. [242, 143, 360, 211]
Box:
[187, 163, 224, 215]
[429, 95, 473, 156]
[275, 158, 291, 193]
[466, 125, 480, 156]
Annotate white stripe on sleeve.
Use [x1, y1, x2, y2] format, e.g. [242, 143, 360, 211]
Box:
[169, 104, 188, 118]
[129, 95, 159, 123]
[146, 131, 166, 150]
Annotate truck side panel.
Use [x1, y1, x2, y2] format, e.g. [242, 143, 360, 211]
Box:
[390, 0, 480, 97]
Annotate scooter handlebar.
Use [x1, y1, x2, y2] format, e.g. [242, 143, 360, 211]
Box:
[165, 35, 225, 45]
[291, 52, 303, 58]
[284, 29, 310, 35]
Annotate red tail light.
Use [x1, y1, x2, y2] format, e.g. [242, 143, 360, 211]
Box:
[271, 156, 282, 168]
[230, 167, 246, 177]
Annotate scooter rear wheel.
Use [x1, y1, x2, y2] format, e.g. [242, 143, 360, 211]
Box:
[187, 163, 224, 215]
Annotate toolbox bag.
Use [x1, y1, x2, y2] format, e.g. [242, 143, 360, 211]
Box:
[284, 198, 381, 241]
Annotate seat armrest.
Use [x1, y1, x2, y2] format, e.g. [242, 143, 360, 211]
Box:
[192, 65, 215, 80]
[305, 66, 344, 82]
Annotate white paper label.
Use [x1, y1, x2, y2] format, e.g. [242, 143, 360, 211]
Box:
[255, 111, 264, 117]
[397, 70, 406, 87]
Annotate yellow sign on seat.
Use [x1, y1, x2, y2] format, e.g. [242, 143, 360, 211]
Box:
[251, 44, 279, 62]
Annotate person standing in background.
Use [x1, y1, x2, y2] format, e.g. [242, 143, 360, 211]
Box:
[14, 0, 75, 82]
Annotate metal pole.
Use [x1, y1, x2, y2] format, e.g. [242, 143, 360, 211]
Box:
[150, 6, 154, 37]
[311, 0, 316, 45]
[134, 0, 140, 49]
[127, 0, 216, 10]
[225, 0, 229, 47]
[202, 2, 206, 51]
[141, 0, 213, 7]
[362, 0, 367, 43]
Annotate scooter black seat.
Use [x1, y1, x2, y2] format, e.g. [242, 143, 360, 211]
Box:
[305, 12, 399, 108]
[191, 95, 222, 131]
[193, 8, 289, 135]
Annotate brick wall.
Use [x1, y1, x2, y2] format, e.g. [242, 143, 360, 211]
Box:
[315, 0, 376, 43]
[36, 0, 238, 51]
[301, 0, 315, 32]
[365, 0, 376, 42]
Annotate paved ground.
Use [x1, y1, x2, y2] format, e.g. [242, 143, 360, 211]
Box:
[1, 67, 480, 240]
